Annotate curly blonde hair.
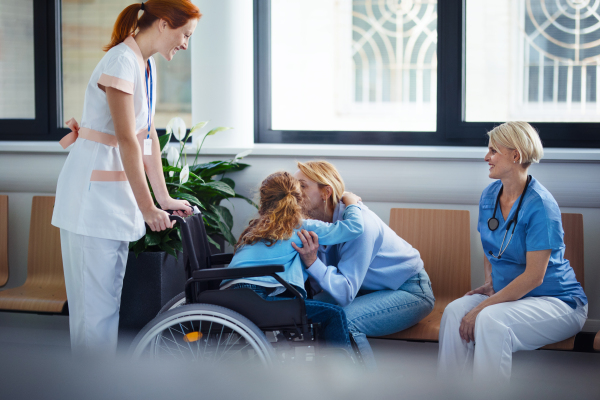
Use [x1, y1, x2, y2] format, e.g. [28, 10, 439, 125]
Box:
[235, 171, 304, 251]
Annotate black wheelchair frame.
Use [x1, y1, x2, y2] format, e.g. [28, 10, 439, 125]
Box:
[171, 213, 315, 344]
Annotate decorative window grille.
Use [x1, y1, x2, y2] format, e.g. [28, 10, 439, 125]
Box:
[351, 0, 437, 106]
[521, 0, 600, 115]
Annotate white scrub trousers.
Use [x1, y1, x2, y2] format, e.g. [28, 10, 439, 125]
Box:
[60, 229, 129, 356]
[438, 294, 587, 382]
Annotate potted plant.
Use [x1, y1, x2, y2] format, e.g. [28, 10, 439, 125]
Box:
[119, 118, 255, 334]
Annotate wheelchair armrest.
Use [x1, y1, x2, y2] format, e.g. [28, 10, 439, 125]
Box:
[210, 253, 234, 266]
[192, 265, 285, 282]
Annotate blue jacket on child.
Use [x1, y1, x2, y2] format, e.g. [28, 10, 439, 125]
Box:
[221, 205, 364, 298]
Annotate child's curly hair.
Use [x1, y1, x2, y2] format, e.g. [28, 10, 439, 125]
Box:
[235, 171, 304, 251]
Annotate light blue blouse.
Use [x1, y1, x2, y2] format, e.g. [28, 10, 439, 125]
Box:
[478, 177, 587, 308]
[307, 203, 424, 307]
[221, 205, 364, 298]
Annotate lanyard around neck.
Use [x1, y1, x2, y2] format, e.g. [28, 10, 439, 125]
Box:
[145, 60, 153, 133]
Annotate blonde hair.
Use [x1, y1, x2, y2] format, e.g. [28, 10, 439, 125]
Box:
[297, 160, 345, 207]
[487, 121, 544, 166]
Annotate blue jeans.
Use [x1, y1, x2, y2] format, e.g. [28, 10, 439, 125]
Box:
[227, 284, 353, 355]
[315, 269, 436, 369]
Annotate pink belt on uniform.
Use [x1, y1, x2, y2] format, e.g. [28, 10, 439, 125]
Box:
[59, 118, 131, 182]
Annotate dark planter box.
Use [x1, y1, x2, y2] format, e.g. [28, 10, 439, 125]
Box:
[118, 251, 186, 336]
[118, 236, 225, 339]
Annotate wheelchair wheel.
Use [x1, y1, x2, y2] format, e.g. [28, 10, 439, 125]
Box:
[129, 303, 276, 367]
[158, 291, 186, 314]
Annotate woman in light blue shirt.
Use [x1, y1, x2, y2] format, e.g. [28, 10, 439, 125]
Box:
[221, 171, 367, 356]
[438, 121, 588, 382]
[292, 161, 435, 370]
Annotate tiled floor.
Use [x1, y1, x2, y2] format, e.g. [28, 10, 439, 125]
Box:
[0, 311, 599, 399]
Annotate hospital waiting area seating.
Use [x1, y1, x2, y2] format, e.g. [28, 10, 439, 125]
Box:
[380, 208, 595, 352]
[0, 195, 8, 287]
[0, 196, 67, 314]
[0, 200, 597, 353]
[380, 208, 471, 342]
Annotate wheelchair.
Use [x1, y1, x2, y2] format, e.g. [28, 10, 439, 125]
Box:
[129, 213, 361, 368]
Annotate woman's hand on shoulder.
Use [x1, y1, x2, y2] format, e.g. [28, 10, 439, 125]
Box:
[159, 197, 194, 217]
[465, 281, 495, 297]
[341, 191, 362, 206]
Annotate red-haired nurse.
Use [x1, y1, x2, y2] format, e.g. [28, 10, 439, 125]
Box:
[52, 0, 201, 356]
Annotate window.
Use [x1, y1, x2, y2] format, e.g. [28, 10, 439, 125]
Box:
[270, 0, 437, 132]
[61, 0, 192, 128]
[0, 0, 50, 140]
[0, 0, 36, 119]
[257, 0, 600, 147]
[465, 0, 600, 123]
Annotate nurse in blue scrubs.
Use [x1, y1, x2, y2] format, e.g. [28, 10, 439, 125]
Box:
[438, 121, 587, 382]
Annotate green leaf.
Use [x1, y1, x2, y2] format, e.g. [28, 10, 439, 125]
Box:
[211, 204, 234, 230]
[172, 192, 203, 208]
[159, 242, 178, 259]
[158, 132, 172, 152]
[217, 220, 236, 245]
[205, 126, 232, 137]
[206, 235, 221, 251]
[190, 161, 249, 178]
[145, 231, 161, 247]
[203, 210, 220, 226]
[161, 234, 172, 244]
[172, 239, 183, 253]
[204, 181, 235, 197]
[220, 177, 235, 190]
[132, 238, 146, 257]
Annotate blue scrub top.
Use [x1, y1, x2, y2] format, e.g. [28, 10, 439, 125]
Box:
[478, 177, 587, 309]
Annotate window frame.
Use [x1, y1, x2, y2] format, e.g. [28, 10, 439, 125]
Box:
[0, 0, 169, 142]
[0, 0, 54, 140]
[254, 0, 600, 148]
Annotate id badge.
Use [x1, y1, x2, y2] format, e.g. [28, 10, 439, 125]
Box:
[143, 138, 152, 155]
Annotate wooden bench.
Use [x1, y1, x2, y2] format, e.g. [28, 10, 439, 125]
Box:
[0, 195, 7, 287]
[541, 213, 584, 351]
[380, 208, 471, 341]
[0, 196, 67, 314]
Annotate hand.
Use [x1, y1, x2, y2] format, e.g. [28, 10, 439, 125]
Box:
[291, 229, 320, 268]
[459, 307, 482, 343]
[341, 191, 361, 206]
[142, 206, 175, 232]
[159, 197, 194, 217]
[465, 282, 495, 297]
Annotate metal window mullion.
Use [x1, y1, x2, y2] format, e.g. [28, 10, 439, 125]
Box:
[581, 63, 587, 112]
[597, 63, 600, 112]
[524, 42, 530, 103]
[538, 51, 544, 104]
[567, 64, 573, 110]
[553, 60, 559, 106]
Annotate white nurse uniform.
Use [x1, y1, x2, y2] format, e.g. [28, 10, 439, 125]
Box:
[52, 35, 156, 355]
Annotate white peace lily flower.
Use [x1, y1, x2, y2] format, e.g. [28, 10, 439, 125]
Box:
[170, 117, 187, 141]
[190, 121, 209, 148]
[165, 118, 174, 135]
[165, 145, 179, 167]
[180, 164, 190, 185]
[234, 149, 252, 159]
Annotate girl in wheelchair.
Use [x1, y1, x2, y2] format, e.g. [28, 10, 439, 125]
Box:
[220, 171, 367, 357]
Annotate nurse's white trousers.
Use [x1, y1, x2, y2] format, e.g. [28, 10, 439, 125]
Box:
[60, 229, 129, 356]
[438, 294, 587, 382]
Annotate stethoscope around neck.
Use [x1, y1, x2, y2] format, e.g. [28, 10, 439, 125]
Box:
[487, 175, 532, 259]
